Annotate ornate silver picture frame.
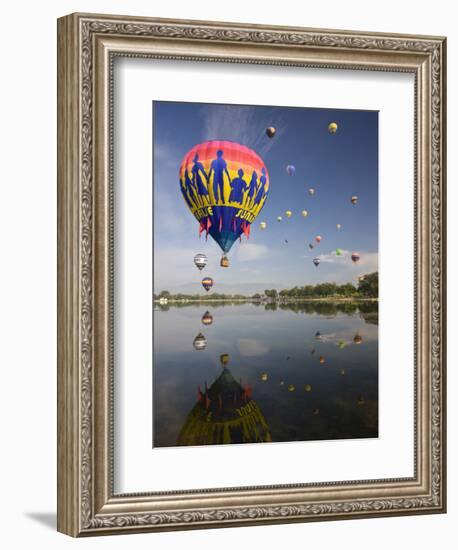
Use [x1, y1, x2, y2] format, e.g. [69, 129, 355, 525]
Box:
[57, 12, 446, 536]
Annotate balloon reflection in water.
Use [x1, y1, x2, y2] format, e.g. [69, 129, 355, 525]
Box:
[304, 384, 312, 392]
[177, 366, 271, 445]
[201, 311, 213, 326]
[353, 333, 363, 345]
[193, 333, 207, 351]
[288, 384, 295, 392]
[319, 356, 326, 364]
[260, 373, 268, 381]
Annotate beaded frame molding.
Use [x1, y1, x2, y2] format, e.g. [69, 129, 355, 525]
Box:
[57, 13, 446, 536]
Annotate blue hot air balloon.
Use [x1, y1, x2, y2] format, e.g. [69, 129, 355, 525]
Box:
[286, 165, 296, 176]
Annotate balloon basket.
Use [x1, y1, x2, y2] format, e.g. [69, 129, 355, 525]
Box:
[220, 256, 230, 268]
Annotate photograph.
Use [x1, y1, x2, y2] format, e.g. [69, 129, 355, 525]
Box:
[153, 101, 379, 447]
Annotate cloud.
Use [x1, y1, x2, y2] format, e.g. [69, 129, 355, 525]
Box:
[236, 243, 269, 262]
[201, 104, 286, 157]
[237, 338, 270, 357]
[314, 249, 350, 264]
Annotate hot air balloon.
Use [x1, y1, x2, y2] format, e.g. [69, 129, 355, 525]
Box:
[319, 356, 326, 364]
[288, 384, 295, 392]
[351, 195, 358, 205]
[266, 126, 276, 138]
[313, 257, 320, 267]
[338, 340, 346, 350]
[353, 333, 363, 345]
[285, 210, 292, 218]
[309, 243, 314, 249]
[351, 252, 360, 263]
[340, 368, 346, 375]
[260, 221, 267, 230]
[336, 223, 342, 230]
[304, 384, 312, 392]
[308, 188, 315, 196]
[202, 277, 214, 292]
[193, 333, 207, 351]
[314, 331, 322, 340]
[260, 373, 268, 381]
[315, 235, 322, 243]
[277, 216, 282, 222]
[286, 165, 295, 176]
[328, 122, 338, 133]
[201, 311, 213, 326]
[335, 248, 342, 256]
[301, 210, 308, 217]
[193, 253, 208, 271]
[179, 141, 270, 260]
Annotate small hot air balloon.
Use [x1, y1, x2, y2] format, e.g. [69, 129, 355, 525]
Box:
[358, 275, 366, 282]
[351, 252, 360, 263]
[285, 210, 292, 218]
[315, 235, 322, 243]
[309, 243, 314, 250]
[308, 188, 315, 196]
[279, 380, 285, 386]
[351, 195, 358, 205]
[284, 240, 288, 244]
[266, 126, 276, 138]
[288, 384, 295, 392]
[340, 368, 346, 375]
[220, 255, 230, 268]
[301, 210, 308, 217]
[277, 216, 282, 222]
[201, 311, 213, 326]
[260, 372, 268, 381]
[335, 248, 342, 256]
[202, 277, 214, 292]
[314, 331, 322, 340]
[193, 333, 207, 351]
[286, 165, 295, 176]
[319, 356, 326, 364]
[328, 122, 338, 134]
[194, 253, 208, 271]
[338, 340, 346, 349]
[313, 257, 320, 267]
[260, 221, 267, 230]
[220, 353, 230, 367]
[353, 333, 363, 345]
[336, 223, 342, 230]
[304, 384, 312, 392]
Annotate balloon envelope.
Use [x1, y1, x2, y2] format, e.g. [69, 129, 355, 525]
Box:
[193, 253, 208, 271]
[351, 253, 360, 263]
[286, 165, 295, 176]
[335, 248, 342, 256]
[315, 235, 322, 243]
[328, 122, 338, 133]
[351, 195, 358, 205]
[336, 223, 342, 229]
[313, 257, 320, 266]
[179, 141, 269, 254]
[266, 126, 276, 138]
[301, 210, 308, 217]
[285, 210, 292, 218]
[308, 188, 315, 196]
[277, 216, 282, 222]
[259, 221, 267, 230]
[202, 277, 214, 292]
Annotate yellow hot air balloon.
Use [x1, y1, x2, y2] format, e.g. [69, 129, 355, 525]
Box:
[260, 373, 268, 381]
[301, 210, 308, 217]
[328, 122, 338, 133]
[260, 221, 267, 230]
[288, 384, 295, 392]
[285, 210, 292, 218]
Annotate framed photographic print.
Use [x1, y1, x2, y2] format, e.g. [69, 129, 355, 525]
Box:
[57, 13, 446, 536]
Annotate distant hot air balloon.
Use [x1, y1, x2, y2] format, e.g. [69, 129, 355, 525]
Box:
[285, 210, 292, 218]
[286, 165, 295, 176]
[351, 195, 358, 205]
[304, 384, 312, 392]
[179, 141, 270, 258]
[319, 356, 326, 364]
[202, 277, 214, 292]
[308, 188, 315, 196]
[288, 384, 295, 392]
[266, 126, 276, 138]
[328, 122, 338, 134]
[260, 373, 268, 381]
[313, 257, 320, 267]
[351, 252, 360, 263]
[201, 311, 213, 326]
[335, 248, 342, 256]
[340, 368, 346, 375]
[260, 221, 267, 230]
[336, 223, 342, 230]
[353, 333, 363, 345]
[301, 210, 308, 217]
[338, 340, 346, 350]
[193, 333, 207, 351]
[194, 253, 208, 271]
[277, 216, 282, 222]
[315, 235, 322, 243]
[314, 331, 322, 340]
[309, 243, 314, 250]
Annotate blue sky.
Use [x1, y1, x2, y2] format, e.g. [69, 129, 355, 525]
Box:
[153, 101, 378, 294]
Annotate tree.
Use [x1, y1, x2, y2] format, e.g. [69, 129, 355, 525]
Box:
[357, 272, 378, 297]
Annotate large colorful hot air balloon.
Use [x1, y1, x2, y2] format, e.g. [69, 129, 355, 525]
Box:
[179, 141, 270, 261]
[202, 277, 214, 292]
[193, 253, 208, 271]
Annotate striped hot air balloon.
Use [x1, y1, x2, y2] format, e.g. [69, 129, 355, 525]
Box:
[179, 140, 270, 258]
[202, 277, 214, 292]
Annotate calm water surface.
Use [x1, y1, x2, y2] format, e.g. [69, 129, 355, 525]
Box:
[153, 301, 378, 447]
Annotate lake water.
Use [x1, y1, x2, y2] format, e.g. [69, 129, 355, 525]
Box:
[153, 301, 378, 447]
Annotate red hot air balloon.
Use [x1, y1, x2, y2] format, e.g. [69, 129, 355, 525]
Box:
[202, 277, 214, 292]
[351, 253, 360, 263]
[179, 141, 270, 262]
[315, 235, 322, 243]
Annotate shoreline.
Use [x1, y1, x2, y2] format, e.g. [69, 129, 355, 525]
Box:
[155, 297, 378, 304]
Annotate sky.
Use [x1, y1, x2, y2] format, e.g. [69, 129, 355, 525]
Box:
[153, 101, 378, 295]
